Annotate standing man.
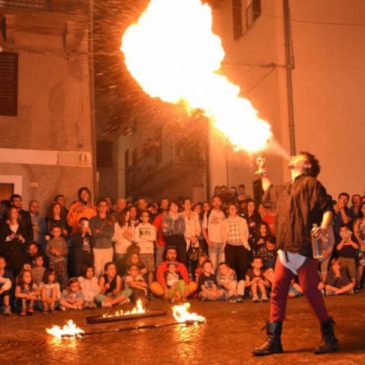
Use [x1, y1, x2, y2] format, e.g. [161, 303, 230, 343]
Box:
[253, 152, 338, 356]
[202, 195, 226, 272]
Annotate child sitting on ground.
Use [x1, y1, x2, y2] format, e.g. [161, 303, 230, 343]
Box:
[40, 269, 61, 312]
[325, 257, 355, 295]
[163, 262, 188, 303]
[245, 256, 269, 303]
[198, 260, 224, 301]
[32, 254, 46, 286]
[256, 236, 277, 284]
[15, 269, 39, 315]
[78, 265, 100, 308]
[124, 264, 148, 303]
[46, 226, 68, 289]
[288, 278, 303, 298]
[60, 278, 84, 310]
[194, 252, 209, 284]
[217, 262, 245, 302]
[95, 262, 132, 308]
[0, 256, 12, 315]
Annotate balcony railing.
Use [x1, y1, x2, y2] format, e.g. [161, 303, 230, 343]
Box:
[0, 0, 51, 11]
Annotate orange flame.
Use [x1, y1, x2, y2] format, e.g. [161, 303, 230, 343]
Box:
[121, 0, 272, 152]
[46, 320, 84, 339]
[172, 302, 205, 323]
[102, 298, 146, 318]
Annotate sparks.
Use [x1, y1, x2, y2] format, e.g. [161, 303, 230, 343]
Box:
[121, 0, 272, 152]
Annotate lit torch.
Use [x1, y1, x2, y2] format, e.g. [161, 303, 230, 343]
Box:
[121, 0, 272, 153]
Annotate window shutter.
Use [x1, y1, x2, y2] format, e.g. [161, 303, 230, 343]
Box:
[0, 52, 18, 116]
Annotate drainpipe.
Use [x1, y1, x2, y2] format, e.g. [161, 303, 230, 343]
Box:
[88, 0, 98, 197]
[283, 0, 296, 155]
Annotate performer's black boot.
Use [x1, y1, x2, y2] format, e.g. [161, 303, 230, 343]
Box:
[253, 321, 283, 356]
[314, 317, 339, 354]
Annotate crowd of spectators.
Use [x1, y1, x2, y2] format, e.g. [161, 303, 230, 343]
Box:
[0, 185, 364, 316]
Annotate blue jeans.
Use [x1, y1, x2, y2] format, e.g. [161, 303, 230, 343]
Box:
[208, 242, 225, 272]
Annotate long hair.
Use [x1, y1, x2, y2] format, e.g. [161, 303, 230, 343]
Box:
[16, 269, 33, 288]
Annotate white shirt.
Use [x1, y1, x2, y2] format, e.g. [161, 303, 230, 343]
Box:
[135, 223, 157, 254]
[113, 223, 133, 254]
[183, 211, 201, 248]
[277, 250, 306, 275]
[202, 209, 225, 243]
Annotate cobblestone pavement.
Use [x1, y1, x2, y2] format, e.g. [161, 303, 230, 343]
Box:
[1, 292, 364, 365]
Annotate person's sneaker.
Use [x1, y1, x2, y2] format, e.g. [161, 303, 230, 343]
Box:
[252, 297, 259, 303]
[262, 297, 269, 303]
[2, 306, 11, 316]
[228, 296, 237, 303]
[236, 295, 244, 303]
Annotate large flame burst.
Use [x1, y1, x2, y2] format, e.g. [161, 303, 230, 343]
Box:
[121, 0, 272, 152]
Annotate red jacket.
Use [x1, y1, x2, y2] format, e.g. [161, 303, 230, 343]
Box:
[153, 213, 166, 248]
[157, 261, 190, 287]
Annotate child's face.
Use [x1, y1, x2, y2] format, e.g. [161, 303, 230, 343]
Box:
[23, 271, 32, 284]
[28, 244, 38, 256]
[35, 256, 44, 267]
[131, 254, 139, 265]
[86, 267, 94, 279]
[198, 256, 208, 265]
[266, 242, 275, 251]
[129, 266, 139, 277]
[332, 261, 341, 271]
[259, 224, 267, 236]
[141, 213, 150, 223]
[253, 259, 263, 270]
[52, 227, 62, 238]
[219, 264, 228, 275]
[48, 273, 56, 283]
[106, 264, 117, 278]
[0, 258, 5, 270]
[80, 220, 89, 232]
[339, 227, 351, 241]
[203, 263, 213, 274]
[70, 282, 80, 293]
[168, 265, 176, 273]
[23, 263, 31, 271]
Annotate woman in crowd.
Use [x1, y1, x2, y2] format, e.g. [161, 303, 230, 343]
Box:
[222, 203, 250, 281]
[46, 202, 70, 240]
[67, 187, 96, 234]
[113, 210, 134, 270]
[0, 207, 29, 277]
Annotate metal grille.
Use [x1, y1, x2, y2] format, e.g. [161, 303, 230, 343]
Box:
[0, 0, 51, 11]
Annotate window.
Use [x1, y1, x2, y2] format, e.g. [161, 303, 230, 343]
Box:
[232, 0, 261, 39]
[0, 52, 18, 116]
[0, 0, 51, 11]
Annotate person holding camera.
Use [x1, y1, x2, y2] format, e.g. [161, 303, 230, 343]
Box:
[253, 152, 338, 356]
[70, 217, 93, 277]
[336, 224, 359, 283]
